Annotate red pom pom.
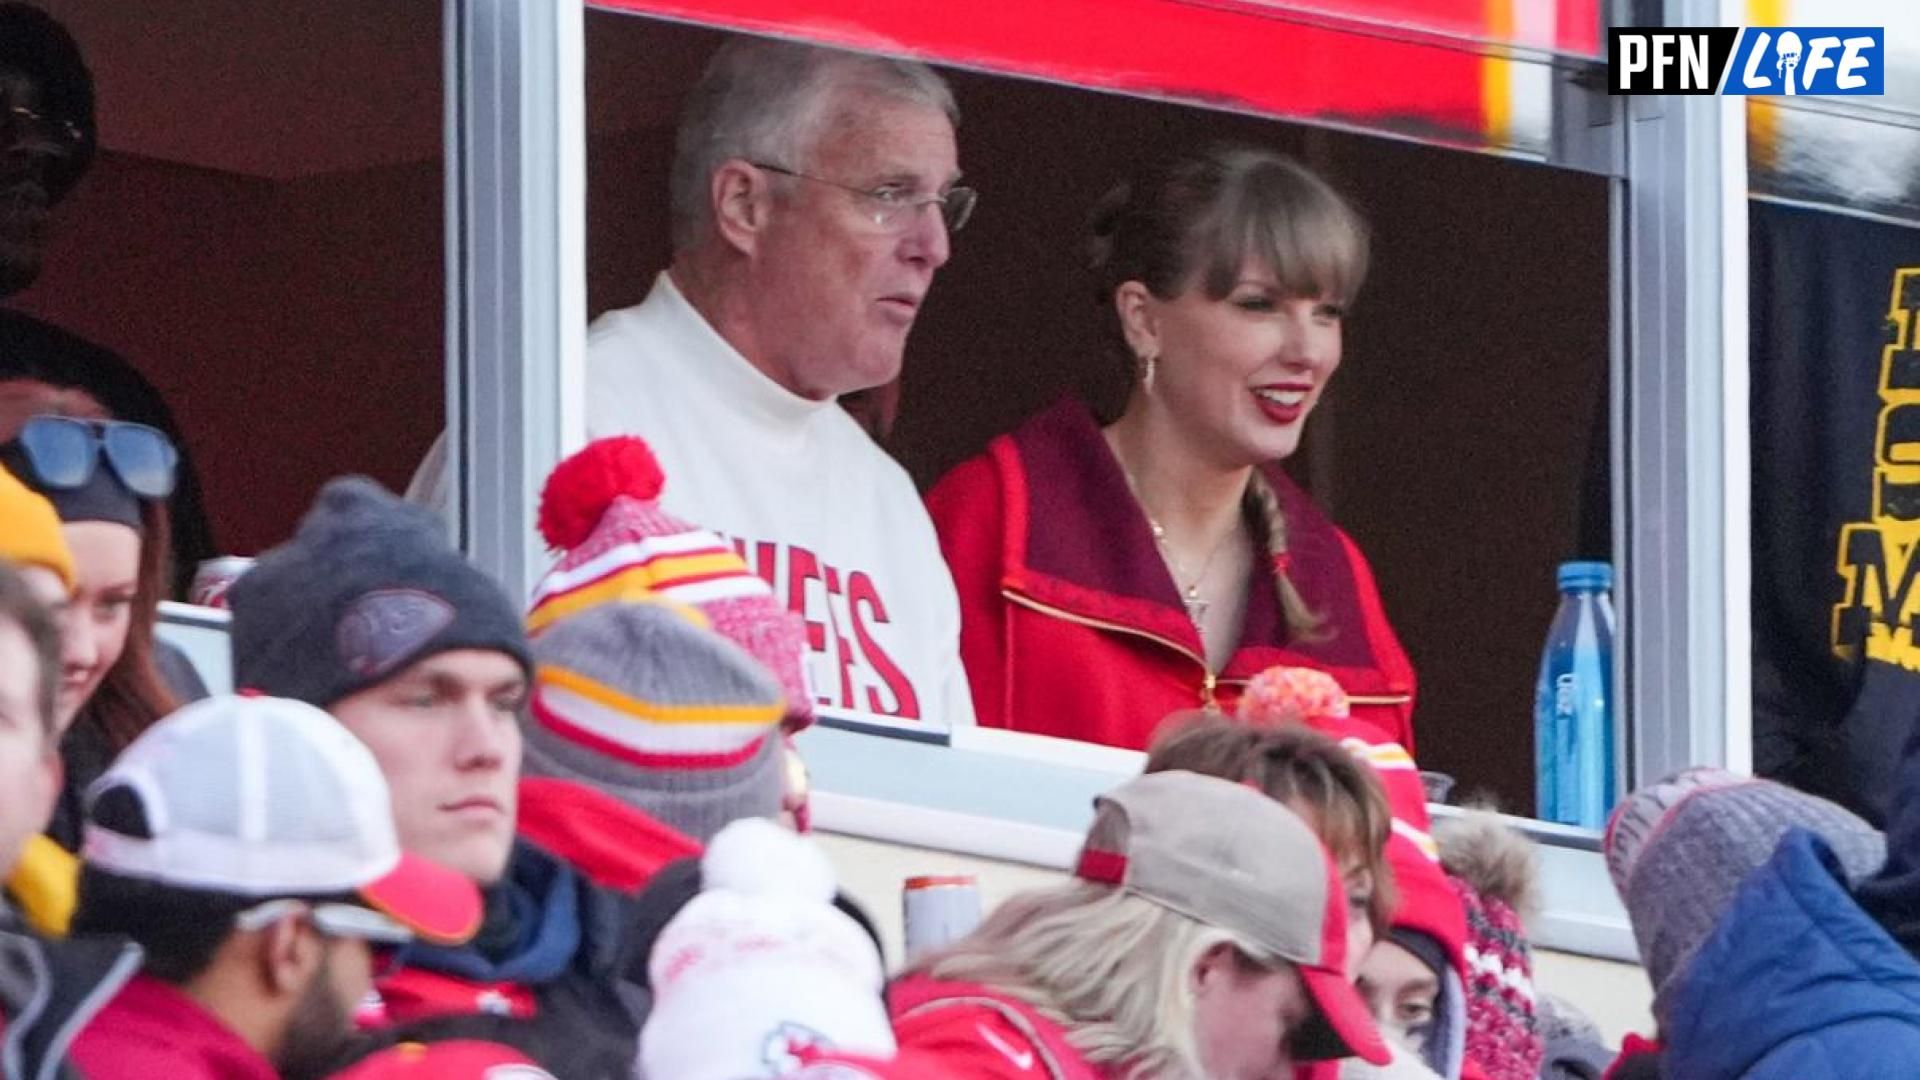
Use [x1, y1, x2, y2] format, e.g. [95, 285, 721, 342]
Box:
[537, 437, 666, 550]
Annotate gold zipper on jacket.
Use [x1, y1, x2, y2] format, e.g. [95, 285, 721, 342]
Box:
[1003, 588, 1414, 710]
[1348, 693, 1414, 706]
[1004, 588, 1222, 706]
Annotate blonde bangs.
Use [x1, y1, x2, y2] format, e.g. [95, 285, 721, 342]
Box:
[1191, 154, 1370, 307]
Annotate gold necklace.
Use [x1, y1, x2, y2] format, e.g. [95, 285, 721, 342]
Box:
[1118, 462, 1235, 632]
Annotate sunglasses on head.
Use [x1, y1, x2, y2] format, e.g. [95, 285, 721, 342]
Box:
[12, 415, 178, 500]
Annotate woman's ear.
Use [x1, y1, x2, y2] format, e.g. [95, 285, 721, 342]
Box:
[1113, 281, 1160, 362]
[1190, 940, 1240, 997]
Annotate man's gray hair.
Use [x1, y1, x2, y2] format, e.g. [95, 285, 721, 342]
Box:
[668, 37, 958, 252]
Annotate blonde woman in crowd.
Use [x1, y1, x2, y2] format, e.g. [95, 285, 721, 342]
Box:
[890, 770, 1390, 1079]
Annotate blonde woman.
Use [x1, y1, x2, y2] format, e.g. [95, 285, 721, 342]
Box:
[929, 144, 1416, 754]
[889, 771, 1390, 1079]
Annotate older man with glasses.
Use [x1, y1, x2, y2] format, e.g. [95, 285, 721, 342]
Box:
[414, 37, 978, 739]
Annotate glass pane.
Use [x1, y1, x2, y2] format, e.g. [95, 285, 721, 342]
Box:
[1745, 1, 1920, 825]
[589, 0, 1600, 162]
[585, 12, 1611, 815]
[1247, 0, 1602, 56]
[1749, 97, 1920, 221]
[1741, 2, 1920, 221]
[3, 0, 445, 588]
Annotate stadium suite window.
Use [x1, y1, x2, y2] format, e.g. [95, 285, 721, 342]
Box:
[580, 12, 1613, 821]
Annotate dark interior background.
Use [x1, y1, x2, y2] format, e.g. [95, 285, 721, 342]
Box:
[9, 3, 1609, 812]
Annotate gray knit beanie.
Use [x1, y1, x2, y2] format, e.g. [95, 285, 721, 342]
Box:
[229, 476, 533, 708]
[1603, 767, 1886, 1024]
[525, 598, 785, 843]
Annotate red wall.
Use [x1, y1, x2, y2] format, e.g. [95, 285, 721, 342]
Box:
[9, 152, 445, 556]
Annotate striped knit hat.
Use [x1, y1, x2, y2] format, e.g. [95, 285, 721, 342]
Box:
[527, 595, 787, 843]
[1447, 874, 1542, 1080]
[530, 437, 811, 728]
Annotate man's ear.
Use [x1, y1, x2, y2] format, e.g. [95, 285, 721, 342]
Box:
[259, 915, 324, 997]
[710, 160, 776, 257]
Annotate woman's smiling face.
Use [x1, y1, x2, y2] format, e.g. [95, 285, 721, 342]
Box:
[1122, 257, 1344, 468]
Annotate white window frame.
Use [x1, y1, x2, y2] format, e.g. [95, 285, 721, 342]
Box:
[444, 0, 588, 605]
[442, 0, 1752, 961]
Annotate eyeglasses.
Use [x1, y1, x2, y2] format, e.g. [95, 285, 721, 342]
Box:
[235, 897, 414, 945]
[11, 415, 178, 500]
[751, 162, 977, 234]
[4, 104, 85, 153]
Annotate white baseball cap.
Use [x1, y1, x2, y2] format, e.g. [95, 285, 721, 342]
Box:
[83, 693, 482, 944]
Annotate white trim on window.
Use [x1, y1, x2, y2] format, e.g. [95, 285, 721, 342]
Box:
[445, 0, 587, 603]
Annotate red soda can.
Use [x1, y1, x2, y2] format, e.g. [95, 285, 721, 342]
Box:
[902, 875, 982, 962]
[190, 556, 256, 609]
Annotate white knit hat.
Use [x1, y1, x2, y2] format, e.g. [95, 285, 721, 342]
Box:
[637, 819, 895, 1080]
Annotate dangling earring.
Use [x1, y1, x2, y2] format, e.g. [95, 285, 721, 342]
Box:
[1139, 353, 1158, 393]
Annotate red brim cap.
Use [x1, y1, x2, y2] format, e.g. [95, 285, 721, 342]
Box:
[358, 851, 485, 946]
[1299, 965, 1392, 1066]
[326, 1040, 549, 1078]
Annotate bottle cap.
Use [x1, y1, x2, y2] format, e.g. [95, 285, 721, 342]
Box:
[904, 874, 976, 891]
[1557, 560, 1614, 592]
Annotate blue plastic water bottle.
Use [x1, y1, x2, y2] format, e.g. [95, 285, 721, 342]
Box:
[1534, 561, 1616, 828]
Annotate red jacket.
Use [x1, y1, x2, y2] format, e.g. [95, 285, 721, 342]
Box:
[889, 973, 1107, 1080]
[72, 974, 278, 1080]
[927, 400, 1417, 752]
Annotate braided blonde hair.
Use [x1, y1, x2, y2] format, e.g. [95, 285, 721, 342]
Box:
[1245, 469, 1325, 643]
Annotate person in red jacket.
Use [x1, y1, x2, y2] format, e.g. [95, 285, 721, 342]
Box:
[927, 143, 1415, 752]
[892, 771, 1391, 1079]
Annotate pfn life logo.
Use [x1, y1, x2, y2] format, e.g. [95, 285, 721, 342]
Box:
[1609, 27, 1884, 95]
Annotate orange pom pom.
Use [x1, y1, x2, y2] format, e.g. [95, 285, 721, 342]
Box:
[1238, 665, 1350, 726]
[538, 437, 666, 551]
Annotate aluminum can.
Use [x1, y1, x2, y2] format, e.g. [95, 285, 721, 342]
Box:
[190, 556, 256, 609]
[903, 874, 981, 962]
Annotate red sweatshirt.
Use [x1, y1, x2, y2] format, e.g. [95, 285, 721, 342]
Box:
[71, 974, 277, 1080]
[889, 973, 1108, 1080]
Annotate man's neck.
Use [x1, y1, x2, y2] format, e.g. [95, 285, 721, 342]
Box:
[666, 257, 816, 400]
[181, 968, 286, 1061]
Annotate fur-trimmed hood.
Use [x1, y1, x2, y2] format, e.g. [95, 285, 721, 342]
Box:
[1435, 811, 1541, 923]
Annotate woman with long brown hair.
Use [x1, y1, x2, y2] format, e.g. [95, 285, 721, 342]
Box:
[928, 144, 1417, 752]
[0, 378, 178, 850]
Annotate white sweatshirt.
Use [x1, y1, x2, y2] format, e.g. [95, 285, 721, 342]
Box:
[584, 272, 975, 732]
